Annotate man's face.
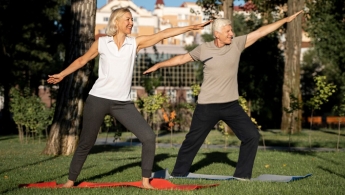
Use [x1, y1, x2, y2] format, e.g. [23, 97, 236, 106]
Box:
[215, 25, 234, 44]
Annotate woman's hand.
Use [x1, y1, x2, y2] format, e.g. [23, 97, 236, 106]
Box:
[47, 73, 64, 84]
[191, 20, 213, 30]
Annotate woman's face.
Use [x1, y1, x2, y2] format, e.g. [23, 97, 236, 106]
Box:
[116, 12, 133, 35]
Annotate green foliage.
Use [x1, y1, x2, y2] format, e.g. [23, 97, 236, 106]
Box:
[233, 12, 262, 36]
[9, 87, 55, 141]
[0, 0, 67, 89]
[142, 93, 169, 114]
[305, 75, 336, 149]
[201, 33, 214, 42]
[101, 115, 123, 141]
[305, 0, 345, 67]
[300, 49, 325, 96]
[306, 76, 337, 111]
[191, 84, 201, 97]
[177, 102, 196, 112]
[141, 76, 161, 95]
[193, 0, 223, 19]
[103, 115, 113, 129]
[304, 0, 345, 107]
[184, 44, 199, 52]
[333, 94, 345, 117]
[239, 96, 261, 130]
[142, 93, 169, 146]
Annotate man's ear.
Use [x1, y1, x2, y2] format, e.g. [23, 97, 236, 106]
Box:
[214, 31, 219, 39]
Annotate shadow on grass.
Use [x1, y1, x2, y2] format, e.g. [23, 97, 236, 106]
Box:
[319, 129, 345, 137]
[80, 153, 173, 182]
[190, 151, 237, 172]
[3, 166, 76, 194]
[313, 154, 342, 166]
[82, 160, 141, 182]
[261, 139, 326, 148]
[152, 153, 176, 171]
[318, 166, 345, 179]
[277, 150, 343, 169]
[156, 130, 187, 137]
[0, 156, 59, 175]
[0, 135, 16, 141]
[89, 144, 136, 154]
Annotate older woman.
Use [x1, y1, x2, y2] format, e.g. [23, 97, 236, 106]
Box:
[47, 7, 211, 188]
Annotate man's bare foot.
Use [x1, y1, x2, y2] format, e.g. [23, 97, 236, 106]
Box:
[141, 177, 154, 189]
[62, 180, 74, 188]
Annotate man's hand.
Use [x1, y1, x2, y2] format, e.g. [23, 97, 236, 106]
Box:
[143, 65, 159, 75]
[286, 10, 303, 23]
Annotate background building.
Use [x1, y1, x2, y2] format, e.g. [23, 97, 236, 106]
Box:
[95, 0, 212, 103]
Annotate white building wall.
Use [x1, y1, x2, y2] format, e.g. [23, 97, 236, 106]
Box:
[96, 12, 110, 25]
[96, 0, 212, 45]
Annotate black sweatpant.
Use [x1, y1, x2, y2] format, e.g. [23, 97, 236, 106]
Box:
[171, 100, 260, 178]
[68, 95, 156, 181]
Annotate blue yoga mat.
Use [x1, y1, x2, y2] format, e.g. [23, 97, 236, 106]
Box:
[151, 169, 312, 182]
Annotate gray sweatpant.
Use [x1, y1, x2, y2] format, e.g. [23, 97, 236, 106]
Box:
[68, 95, 156, 181]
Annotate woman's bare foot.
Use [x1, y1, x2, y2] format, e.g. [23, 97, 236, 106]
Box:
[62, 180, 74, 188]
[141, 177, 154, 189]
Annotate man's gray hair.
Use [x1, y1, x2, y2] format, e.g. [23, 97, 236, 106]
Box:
[212, 18, 232, 34]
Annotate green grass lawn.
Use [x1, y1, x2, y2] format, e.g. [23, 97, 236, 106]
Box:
[101, 128, 345, 149]
[1, 131, 345, 195]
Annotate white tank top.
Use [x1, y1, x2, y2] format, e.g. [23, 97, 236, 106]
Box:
[89, 36, 137, 101]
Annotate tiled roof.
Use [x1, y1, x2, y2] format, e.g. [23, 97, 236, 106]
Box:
[155, 0, 164, 5]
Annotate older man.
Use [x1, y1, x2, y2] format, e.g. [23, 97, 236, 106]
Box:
[144, 10, 303, 179]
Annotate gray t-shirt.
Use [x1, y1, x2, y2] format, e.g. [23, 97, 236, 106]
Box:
[189, 35, 247, 104]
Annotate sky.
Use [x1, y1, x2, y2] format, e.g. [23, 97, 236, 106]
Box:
[97, 0, 245, 11]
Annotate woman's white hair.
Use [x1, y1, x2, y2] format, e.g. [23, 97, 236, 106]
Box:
[105, 7, 131, 36]
[212, 18, 232, 34]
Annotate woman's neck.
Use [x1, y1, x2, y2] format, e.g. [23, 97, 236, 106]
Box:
[113, 32, 126, 48]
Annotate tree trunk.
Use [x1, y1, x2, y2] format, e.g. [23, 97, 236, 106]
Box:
[42, 0, 96, 155]
[281, 0, 304, 133]
[223, 0, 234, 23]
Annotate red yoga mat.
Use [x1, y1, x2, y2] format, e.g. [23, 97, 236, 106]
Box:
[19, 178, 219, 190]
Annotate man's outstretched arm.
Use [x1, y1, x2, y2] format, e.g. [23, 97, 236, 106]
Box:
[143, 53, 193, 74]
[245, 10, 303, 48]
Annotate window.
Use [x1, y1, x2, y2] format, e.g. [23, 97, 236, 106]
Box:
[178, 22, 188, 27]
[103, 17, 109, 22]
[178, 14, 187, 20]
[130, 89, 137, 101]
[186, 89, 194, 103]
[132, 27, 138, 34]
[167, 89, 177, 103]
